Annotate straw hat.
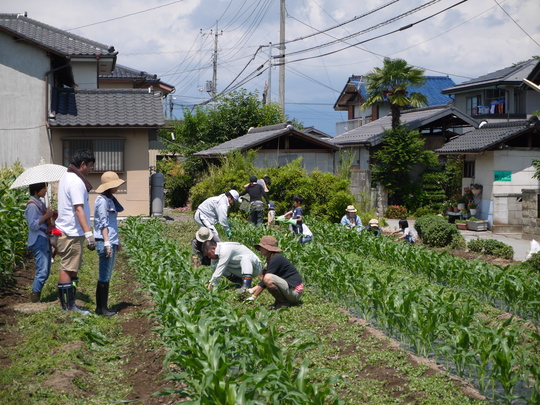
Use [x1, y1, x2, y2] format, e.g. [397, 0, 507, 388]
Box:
[195, 227, 213, 242]
[368, 219, 379, 227]
[95, 171, 125, 193]
[346, 205, 357, 213]
[254, 235, 282, 252]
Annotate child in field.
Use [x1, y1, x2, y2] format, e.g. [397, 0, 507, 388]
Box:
[391, 219, 417, 243]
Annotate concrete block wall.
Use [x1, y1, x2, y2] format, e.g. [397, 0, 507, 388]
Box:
[522, 189, 540, 240]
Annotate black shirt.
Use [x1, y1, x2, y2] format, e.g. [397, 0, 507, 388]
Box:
[239, 183, 269, 204]
[259, 253, 302, 288]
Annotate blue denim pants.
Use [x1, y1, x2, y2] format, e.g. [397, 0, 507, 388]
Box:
[96, 241, 117, 282]
[30, 235, 51, 292]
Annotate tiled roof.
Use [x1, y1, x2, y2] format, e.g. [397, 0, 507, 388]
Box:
[334, 75, 455, 110]
[331, 104, 478, 147]
[49, 88, 165, 127]
[0, 13, 116, 56]
[100, 64, 175, 91]
[193, 122, 339, 157]
[435, 118, 540, 154]
[442, 59, 540, 93]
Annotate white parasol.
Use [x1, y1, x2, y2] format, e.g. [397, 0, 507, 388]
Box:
[9, 163, 67, 189]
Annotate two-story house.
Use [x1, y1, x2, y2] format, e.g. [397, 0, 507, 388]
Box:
[0, 13, 173, 216]
[333, 75, 456, 137]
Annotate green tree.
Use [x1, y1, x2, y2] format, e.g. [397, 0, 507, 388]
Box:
[371, 125, 438, 209]
[363, 58, 428, 129]
[157, 90, 290, 206]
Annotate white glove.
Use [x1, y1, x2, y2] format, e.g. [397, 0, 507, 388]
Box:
[104, 241, 112, 258]
[85, 231, 96, 251]
[245, 296, 256, 302]
[247, 288, 255, 294]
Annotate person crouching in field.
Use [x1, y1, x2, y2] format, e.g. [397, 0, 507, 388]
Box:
[246, 236, 304, 309]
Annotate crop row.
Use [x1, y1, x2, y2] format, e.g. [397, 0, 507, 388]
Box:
[120, 217, 341, 405]
[230, 219, 540, 404]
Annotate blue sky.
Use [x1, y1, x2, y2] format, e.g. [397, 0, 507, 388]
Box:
[9, 0, 540, 135]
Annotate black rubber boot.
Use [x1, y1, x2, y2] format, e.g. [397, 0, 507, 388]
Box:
[30, 291, 41, 303]
[58, 283, 70, 311]
[226, 274, 243, 288]
[239, 275, 252, 291]
[95, 281, 117, 316]
[59, 282, 89, 315]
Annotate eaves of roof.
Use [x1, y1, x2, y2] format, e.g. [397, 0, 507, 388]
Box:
[193, 123, 339, 158]
[442, 59, 540, 94]
[435, 118, 540, 154]
[100, 64, 175, 92]
[48, 88, 165, 127]
[330, 104, 478, 147]
[0, 13, 117, 58]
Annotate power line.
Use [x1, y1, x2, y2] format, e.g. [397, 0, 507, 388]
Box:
[286, 0, 444, 58]
[286, 0, 468, 64]
[493, 0, 540, 48]
[66, 0, 186, 30]
[285, 0, 401, 45]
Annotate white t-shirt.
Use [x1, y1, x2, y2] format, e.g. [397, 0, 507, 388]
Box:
[55, 172, 90, 237]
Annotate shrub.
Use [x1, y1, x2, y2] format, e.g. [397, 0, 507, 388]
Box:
[467, 239, 514, 259]
[386, 205, 408, 219]
[467, 239, 483, 252]
[189, 152, 357, 223]
[414, 215, 464, 248]
[157, 158, 194, 208]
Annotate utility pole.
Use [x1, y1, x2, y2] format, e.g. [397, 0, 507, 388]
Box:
[201, 22, 222, 107]
[267, 42, 272, 103]
[212, 21, 221, 101]
[278, 0, 285, 114]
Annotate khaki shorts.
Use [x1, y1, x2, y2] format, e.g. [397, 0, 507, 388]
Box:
[268, 274, 302, 304]
[56, 234, 85, 273]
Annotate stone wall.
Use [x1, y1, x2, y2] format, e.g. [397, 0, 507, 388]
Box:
[522, 189, 540, 240]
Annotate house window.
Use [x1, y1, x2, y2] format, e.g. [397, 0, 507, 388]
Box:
[63, 139, 124, 172]
[463, 161, 475, 178]
[466, 96, 481, 115]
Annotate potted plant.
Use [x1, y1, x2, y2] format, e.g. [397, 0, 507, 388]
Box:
[466, 216, 488, 231]
[457, 195, 468, 210]
[472, 184, 483, 195]
[464, 187, 474, 200]
[468, 202, 477, 216]
[455, 219, 467, 230]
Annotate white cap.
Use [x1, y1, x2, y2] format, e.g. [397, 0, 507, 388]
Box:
[228, 189, 239, 202]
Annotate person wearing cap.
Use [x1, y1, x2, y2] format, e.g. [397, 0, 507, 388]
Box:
[93, 171, 125, 316]
[340, 205, 363, 230]
[191, 227, 215, 268]
[202, 239, 261, 290]
[239, 175, 270, 227]
[194, 190, 239, 240]
[248, 235, 304, 309]
[365, 219, 381, 236]
[55, 149, 95, 315]
[244, 175, 271, 193]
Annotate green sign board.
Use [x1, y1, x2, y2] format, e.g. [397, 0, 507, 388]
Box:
[494, 171, 512, 182]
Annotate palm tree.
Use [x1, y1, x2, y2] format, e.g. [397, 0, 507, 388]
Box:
[363, 58, 428, 129]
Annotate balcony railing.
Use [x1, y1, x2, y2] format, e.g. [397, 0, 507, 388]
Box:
[335, 117, 372, 137]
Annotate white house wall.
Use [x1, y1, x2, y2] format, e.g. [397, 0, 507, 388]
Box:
[467, 149, 540, 227]
[0, 32, 51, 168]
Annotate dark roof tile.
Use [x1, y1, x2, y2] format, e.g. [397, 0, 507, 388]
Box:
[49, 88, 165, 127]
[0, 13, 115, 56]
